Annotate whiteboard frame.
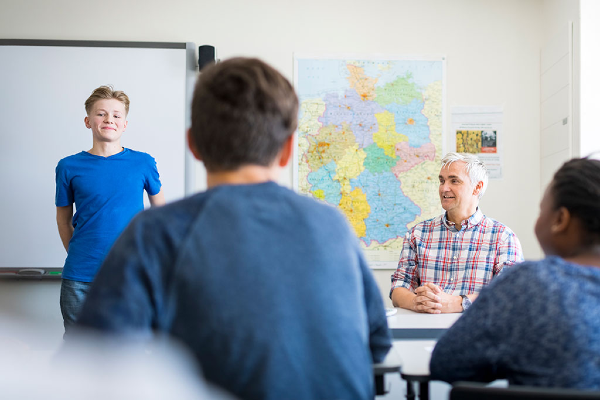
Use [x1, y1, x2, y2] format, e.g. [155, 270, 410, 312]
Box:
[0, 39, 198, 272]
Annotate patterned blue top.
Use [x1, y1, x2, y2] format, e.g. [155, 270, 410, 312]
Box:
[430, 256, 600, 389]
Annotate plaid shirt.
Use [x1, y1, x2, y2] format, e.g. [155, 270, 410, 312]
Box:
[391, 208, 523, 296]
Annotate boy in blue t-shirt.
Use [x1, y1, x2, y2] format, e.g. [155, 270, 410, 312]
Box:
[55, 86, 165, 334]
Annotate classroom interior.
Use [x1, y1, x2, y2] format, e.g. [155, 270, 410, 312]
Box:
[1, 0, 600, 399]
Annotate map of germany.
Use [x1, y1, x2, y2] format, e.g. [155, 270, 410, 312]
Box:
[295, 57, 445, 268]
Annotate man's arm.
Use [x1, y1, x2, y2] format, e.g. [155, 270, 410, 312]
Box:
[420, 283, 479, 313]
[494, 230, 524, 275]
[413, 283, 478, 314]
[149, 189, 165, 207]
[392, 286, 471, 314]
[391, 287, 418, 311]
[390, 233, 420, 310]
[391, 232, 456, 313]
[56, 205, 74, 252]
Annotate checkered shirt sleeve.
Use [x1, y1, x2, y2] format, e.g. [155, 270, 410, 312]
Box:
[390, 212, 524, 297]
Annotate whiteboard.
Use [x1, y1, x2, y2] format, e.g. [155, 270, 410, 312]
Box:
[0, 40, 197, 269]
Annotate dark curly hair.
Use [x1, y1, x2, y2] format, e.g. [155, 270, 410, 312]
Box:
[551, 157, 600, 242]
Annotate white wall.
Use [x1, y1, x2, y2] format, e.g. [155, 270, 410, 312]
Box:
[542, 0, 580, 40]
[580, 0, 600, 157]
[539, 0, 580, 196]
[540, 0, 600, 184]
[0, 0, 544, 308]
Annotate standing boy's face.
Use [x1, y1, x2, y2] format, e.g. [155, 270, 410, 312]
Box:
[84, 99, 128, 143]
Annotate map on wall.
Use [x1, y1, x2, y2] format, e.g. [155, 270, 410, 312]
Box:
[293, 55, 446, 268]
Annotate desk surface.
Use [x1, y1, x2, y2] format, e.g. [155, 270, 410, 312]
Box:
[373, 345, 403, 375]
[393, 340, 437, 378]
[386, 308, 461, 339]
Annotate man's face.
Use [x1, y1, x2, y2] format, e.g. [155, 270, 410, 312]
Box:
[438, 161, 479, 215]
[84, 99, 128, 143]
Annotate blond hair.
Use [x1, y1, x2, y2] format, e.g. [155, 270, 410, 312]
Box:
[84, 85, 130, 115]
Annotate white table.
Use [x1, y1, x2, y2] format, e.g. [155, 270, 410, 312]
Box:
[386, 308, 462, 339]
[385, 308, 460, 399]
[373, 345, 403, 395]
[394, 340, 437, 399]
[374, 339, 439, 399]
[392, 340, 436, 376]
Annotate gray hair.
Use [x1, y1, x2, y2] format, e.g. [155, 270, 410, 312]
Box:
[441, 152, 488, 199]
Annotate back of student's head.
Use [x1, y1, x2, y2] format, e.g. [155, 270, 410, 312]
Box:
[190, 57, 298, 172]
[551, 157, 600, 242]
[84, 85, 130, 115]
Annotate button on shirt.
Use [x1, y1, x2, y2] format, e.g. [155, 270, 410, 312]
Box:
[390, 208, 524, 296]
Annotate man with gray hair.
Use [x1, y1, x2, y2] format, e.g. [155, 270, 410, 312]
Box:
[391, 152, 523, 313]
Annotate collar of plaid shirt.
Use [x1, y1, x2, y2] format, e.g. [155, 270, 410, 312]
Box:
[442, 207, 484, 231]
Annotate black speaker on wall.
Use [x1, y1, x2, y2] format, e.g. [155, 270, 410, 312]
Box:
[198, 45, 216, 71]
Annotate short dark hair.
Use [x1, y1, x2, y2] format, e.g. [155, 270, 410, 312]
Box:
[551, 157, 600, 241]
[190, 57, 299, 172]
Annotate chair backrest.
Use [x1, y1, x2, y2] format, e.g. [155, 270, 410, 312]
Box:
[450, 382, 600, 400]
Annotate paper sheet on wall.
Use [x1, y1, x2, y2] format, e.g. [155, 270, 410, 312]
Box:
[451, 106, 503, 179]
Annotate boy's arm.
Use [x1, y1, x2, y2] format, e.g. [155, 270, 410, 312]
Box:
[56, 205, 74, 252]
[358, 251, 392, 363]
[148, 189, 165, 207]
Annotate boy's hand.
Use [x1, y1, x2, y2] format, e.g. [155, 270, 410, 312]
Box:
[56, 205, 74, 252]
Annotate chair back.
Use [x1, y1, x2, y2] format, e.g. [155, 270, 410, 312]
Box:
[450, 382, 600, 400]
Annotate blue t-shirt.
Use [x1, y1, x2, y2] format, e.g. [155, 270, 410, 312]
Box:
[55, 148, 161, 282]
[77, 182, 392, 400]
[430, 256, 600, 389]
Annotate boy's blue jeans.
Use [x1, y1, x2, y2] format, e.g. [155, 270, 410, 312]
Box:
[60, 278, 92, 336]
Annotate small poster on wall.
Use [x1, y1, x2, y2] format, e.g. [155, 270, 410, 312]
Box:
[451, 106, 503, 179]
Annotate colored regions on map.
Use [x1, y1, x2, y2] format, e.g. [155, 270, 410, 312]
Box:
[387, 99, 431, 148]
[347, 64, 378, 101]
[350, 170, 420, 245]
[339, 187, 370, 237]
[307, 161, 342, 206]
[392, 142, 436, 175]
[304, 123, 356, 171]
[363, 144, 396, 173]
[373, 111, 408, 158]
[319, 90, 384, 148]
[295, 57, 444, 256]
[375, 73, 422, 106]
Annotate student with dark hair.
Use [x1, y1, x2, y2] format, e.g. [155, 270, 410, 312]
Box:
[76, 58, 391, 400]
[430, 156, 600, 389]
